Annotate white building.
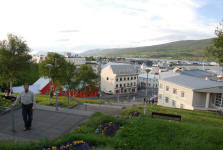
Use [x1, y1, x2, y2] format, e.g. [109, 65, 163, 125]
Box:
[158, 74, 223, 110]
[138, 74, 159, 89]
[101, 63, 138, 94]
[65, 57, 86, 67]
[32, 55, 46, 64]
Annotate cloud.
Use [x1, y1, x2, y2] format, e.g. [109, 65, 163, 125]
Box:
[59, 30, 80, 33]
[56, 39, 70, 42]
[0, 0, 219, 53]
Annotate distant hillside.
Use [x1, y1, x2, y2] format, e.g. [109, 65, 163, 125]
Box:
[83, 38, 213, 59]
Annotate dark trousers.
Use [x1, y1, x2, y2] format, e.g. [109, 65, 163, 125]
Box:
[22, 103, 33, 128]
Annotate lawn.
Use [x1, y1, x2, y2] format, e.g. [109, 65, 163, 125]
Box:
[0, 92, 105, 108]
[35, 94, 105, 107]
[1, 104, 223, 150]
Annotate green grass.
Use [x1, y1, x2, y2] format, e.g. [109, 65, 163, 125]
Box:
[0, 97, 13, 108]
[1, 104, 223, 150]
[35, 94, 105, 107]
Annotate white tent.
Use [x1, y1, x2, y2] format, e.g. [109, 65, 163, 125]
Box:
[13, 77, 50, 94]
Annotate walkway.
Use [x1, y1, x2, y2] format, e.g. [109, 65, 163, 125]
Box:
[0, 105, 94, 142]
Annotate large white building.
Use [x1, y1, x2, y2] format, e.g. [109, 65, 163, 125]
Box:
[158, 74, 223, 110]
[101, 63, 138, 94]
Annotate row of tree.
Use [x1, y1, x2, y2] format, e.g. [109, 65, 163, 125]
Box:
[0, 34, 98, 103]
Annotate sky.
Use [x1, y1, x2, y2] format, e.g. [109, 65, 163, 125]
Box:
[0, 0, 222, 54]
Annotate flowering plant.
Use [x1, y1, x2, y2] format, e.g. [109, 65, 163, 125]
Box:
[129, 111, 140, 118]
[95, 121, 120, 136]
[36, 139, 91, 150]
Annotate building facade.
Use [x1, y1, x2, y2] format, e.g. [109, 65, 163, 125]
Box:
[101, 63, 138, 94]
[158, 75, 223, 110]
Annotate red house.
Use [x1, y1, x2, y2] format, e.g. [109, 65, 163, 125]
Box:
[40, 79, 99, 97]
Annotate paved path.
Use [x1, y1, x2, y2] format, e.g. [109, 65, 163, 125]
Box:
[0, 105, 94, 142]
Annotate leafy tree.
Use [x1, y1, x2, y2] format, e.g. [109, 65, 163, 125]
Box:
[62, 61, 79, 106]
[39, 52, 67, 104]
[76, 64, 98, 97]
[39, 52, 67, 84]
[206, 21, 223, 64]
[0, 34, 32, 93]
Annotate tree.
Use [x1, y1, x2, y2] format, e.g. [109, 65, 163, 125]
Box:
[0, 34, 32, 93]
[62, 61, 79, 106]
[39, 52, 67, 84]
[39, 52, 67, 104]
[76, 64, 98, 97]
[206, 21, 223, 64]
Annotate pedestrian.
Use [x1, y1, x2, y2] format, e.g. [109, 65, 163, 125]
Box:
[12, 83, 36, 131]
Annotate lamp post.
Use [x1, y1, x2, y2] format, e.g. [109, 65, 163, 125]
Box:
[46, 64, 53, 104]
[144, 68, 150, 115]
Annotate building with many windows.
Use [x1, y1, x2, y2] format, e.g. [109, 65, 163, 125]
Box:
[101, 63, 138, 94]
[158, 74, 223, 110]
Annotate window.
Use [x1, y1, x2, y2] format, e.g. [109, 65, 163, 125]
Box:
[131, 77, 133, 80]
[127, 83, 129, 86]
[134, 76, 136, 80]
[181, 92, 184, 97]
[116, 84, 118, 88]
[127, 77, 129, 80]
[166, 86, 169, 91]
[173, 88, 177, 94]
[120, 77, 122, 81]
[159, 83, 163, 89]
[131, 82, 132, 86]
[132, 88, 135, 92]
[124, 83, 126, 87]
[124, 77, 126, 80]
[165, 97, 169, 103]
[116, 78, 118, 82]
[120, 84, 122, 87]
[134, 82, 136, 86]
[107, 77, 109, 80]
[124, 89, 127, 93]
[158, 94, 162, 99]
[172, 100, 176, 107]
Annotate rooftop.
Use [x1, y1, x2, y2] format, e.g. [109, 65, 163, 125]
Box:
[162, 74, 223, 90]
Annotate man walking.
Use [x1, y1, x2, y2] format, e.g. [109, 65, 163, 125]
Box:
[12, 83, 36, 131]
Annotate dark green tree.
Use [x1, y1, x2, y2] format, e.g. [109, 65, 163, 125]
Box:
[0, 34, 32, 93]
[76, 64, 98, 97]
[39, 52, 67, 104]
[62, 61, 79, 106]
[39, 52, 67, 84]
[207, 21, 223, 64]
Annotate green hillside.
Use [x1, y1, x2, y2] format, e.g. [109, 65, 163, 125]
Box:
[84, 38, 213, 59]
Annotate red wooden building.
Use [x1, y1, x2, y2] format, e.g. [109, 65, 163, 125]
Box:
[40, 81, 99, 97]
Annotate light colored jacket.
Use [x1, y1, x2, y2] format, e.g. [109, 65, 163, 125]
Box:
[13, 91, 36, 107]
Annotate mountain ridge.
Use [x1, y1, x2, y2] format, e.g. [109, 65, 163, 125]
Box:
[82, 38, 214, 59]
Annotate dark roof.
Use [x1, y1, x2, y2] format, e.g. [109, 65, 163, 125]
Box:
[180, 69, 215, 78]
[162, 74, 223, 90]
[107, 63, 138, 75]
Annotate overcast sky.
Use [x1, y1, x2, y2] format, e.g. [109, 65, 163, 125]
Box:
[0, 0, 222, 54]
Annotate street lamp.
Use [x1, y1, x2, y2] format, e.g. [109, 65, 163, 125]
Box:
[144, 68, 150, 115]
[46, 64, 53, 104]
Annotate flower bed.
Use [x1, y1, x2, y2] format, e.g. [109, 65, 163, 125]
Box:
[36, 140, 91, 150]
[129, 111, 140, 118]
[95, 121, 120, 136]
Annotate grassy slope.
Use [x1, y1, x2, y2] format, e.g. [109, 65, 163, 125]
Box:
[84, 38, 213, 59]
[1, 104, 223, 150]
